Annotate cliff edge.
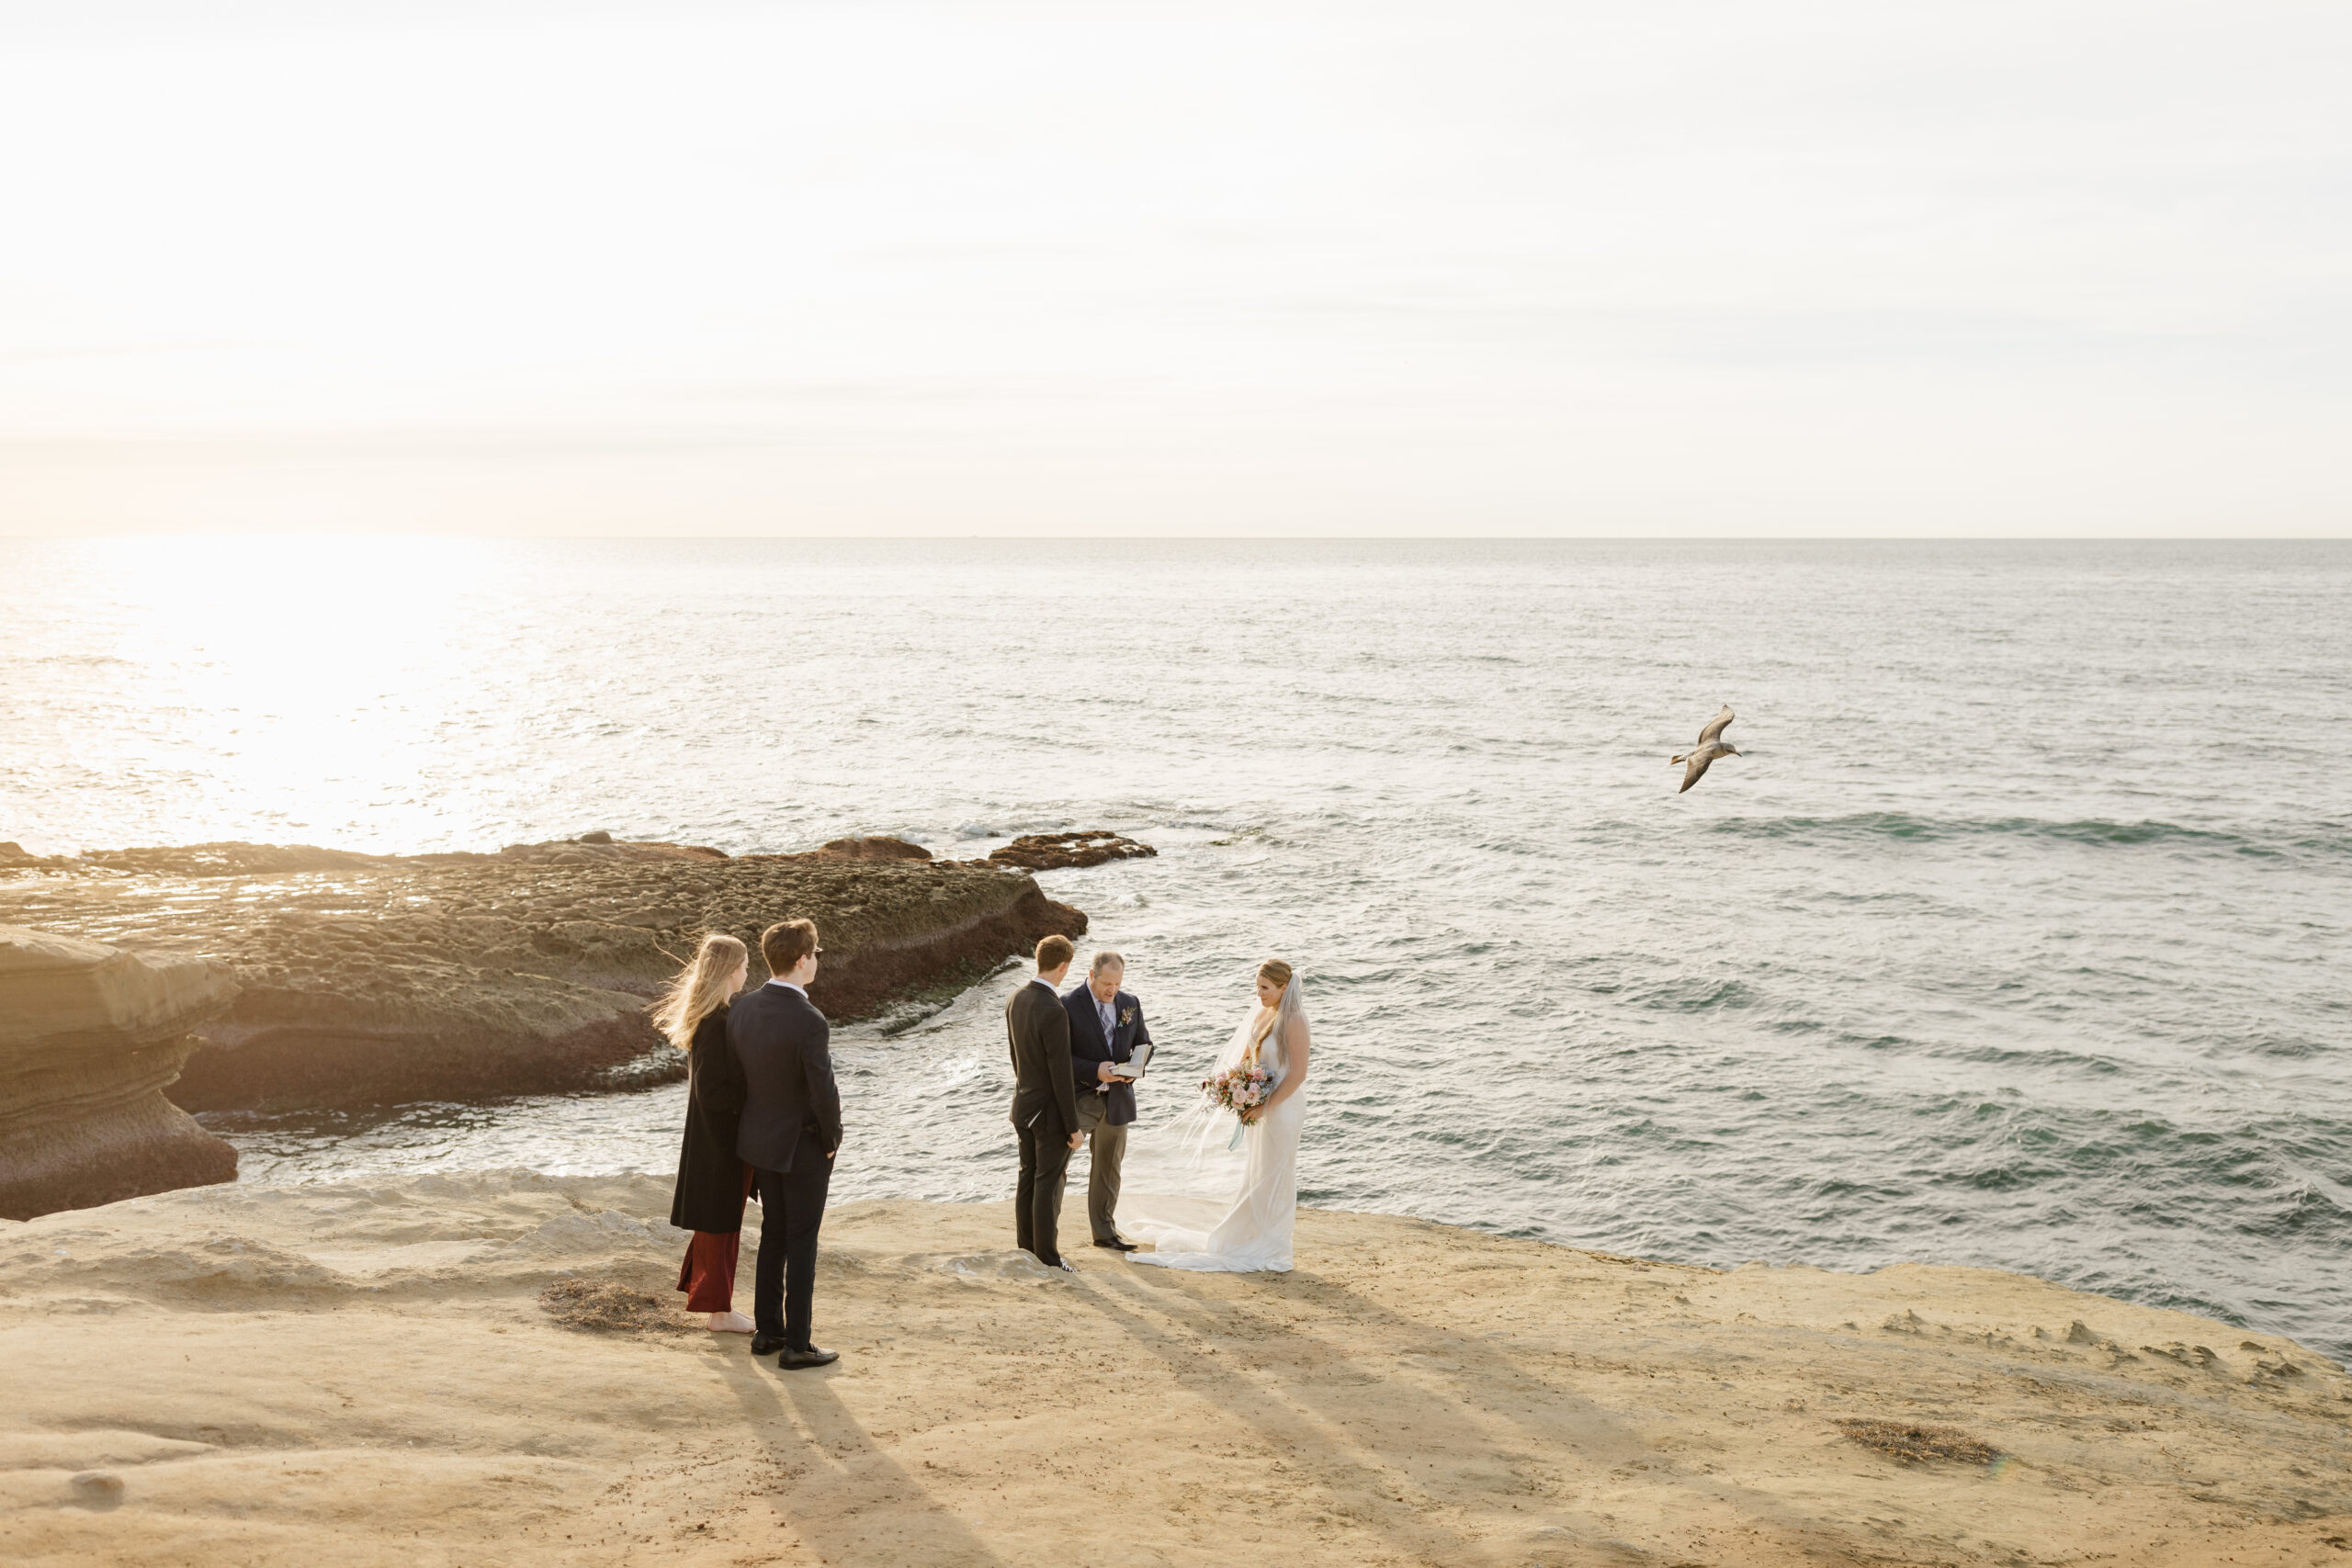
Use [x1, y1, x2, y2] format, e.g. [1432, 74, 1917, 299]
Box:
[0, 926, 239, 1220]
[0, 1176, 2345, 1566]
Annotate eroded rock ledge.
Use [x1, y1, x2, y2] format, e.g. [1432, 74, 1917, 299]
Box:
[0, 834, 1109, 1111]
[0, 926, 239, 1220]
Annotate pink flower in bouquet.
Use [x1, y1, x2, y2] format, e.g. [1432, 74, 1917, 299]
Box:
[1202, 1063, 1275, 1149]
[1204, 1064, 1272, 1116]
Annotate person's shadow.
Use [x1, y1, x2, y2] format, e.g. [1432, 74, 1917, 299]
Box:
[1066, 1260, 1838, 1562]
[719, 1356, 1008, 1567]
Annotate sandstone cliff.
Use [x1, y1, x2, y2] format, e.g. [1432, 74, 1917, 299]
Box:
[0, 926, 239, 1220]
[4, 1177, 2346, 1566]
[0, 835, 1092, 1111]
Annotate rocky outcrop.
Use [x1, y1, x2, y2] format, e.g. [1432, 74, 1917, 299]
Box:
[0, 926, 240, 1220]
[986, 831, 1159, 871]
[0, 836, 1091, 1111]
[807, 836, 935, 863]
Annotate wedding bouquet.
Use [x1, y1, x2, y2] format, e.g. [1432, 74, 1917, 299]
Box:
[1203, 1064, 1273, 1150]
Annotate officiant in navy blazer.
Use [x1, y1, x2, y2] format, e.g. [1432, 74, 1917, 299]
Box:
[1060, 949, 1151, 1251]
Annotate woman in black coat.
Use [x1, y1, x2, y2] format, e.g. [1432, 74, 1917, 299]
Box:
[658, 933, 757, 1332]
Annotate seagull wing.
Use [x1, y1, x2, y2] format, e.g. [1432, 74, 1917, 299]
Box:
[1696, 705, 1735, 746]
[1679, 748, 1714, 793]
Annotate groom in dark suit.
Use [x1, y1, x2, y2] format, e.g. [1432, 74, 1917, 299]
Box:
[1006, 934, 1082, 1270]
[729, 918, 842, 1369]
[1060, 949, 1150, 1250]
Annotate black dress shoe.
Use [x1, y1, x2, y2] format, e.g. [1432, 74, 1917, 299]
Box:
[1092, 1238, 1139, 1252]
[777, 1345, 839, 1371]
[750, 1334, 788, 1356]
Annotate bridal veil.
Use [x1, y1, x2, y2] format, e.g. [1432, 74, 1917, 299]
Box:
[1120, 975, 1306, 1271]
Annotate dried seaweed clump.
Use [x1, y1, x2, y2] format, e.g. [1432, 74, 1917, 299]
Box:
[537, 1277, 686, 1334]
[1833, 1418, 1999, 1466]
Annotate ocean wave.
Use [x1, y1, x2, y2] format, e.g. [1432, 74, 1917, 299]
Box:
[1703, 811, 2349, 857]
[1941, 1042, 2129, 1075]
[2258, 1182, 2352, 1243]
[1627, 976, 1767, 1012]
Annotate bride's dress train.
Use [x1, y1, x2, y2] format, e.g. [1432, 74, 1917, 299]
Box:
[1125, 1091, 1303, 1271]
[1122, 980, 1306, 1274]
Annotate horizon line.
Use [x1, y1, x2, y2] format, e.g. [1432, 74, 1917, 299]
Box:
[6, 531, 2349, 544]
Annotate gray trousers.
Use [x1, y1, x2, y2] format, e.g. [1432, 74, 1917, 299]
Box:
[1057, 1092, 1129, 1245]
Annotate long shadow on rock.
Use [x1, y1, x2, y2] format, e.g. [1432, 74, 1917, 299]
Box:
[718, 1353, 1009, 1568]
[1081, 1262, 1846, 1565]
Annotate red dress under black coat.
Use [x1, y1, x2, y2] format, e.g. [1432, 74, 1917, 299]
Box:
[669, 1008, 751, 1234]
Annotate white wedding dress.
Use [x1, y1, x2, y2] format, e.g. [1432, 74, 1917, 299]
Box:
[1123, 981, 1306, 1274]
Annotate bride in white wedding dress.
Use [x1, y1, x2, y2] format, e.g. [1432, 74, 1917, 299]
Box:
[1124, 959, 1310, 1273]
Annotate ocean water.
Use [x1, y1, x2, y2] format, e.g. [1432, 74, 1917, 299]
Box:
[3, 537, 2347, 1356]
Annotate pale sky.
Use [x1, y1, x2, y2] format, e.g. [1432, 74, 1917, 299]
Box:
[2, 1, 2346, 536]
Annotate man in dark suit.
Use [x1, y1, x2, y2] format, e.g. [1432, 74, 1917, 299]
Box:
[729, 918, 842, 1369]
[1060, 949, 1151, 1251]
[1005, 933, 1082, 1270]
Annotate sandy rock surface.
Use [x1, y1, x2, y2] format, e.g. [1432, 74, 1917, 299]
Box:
[0, 927, 238, 1220]
[0, 837, 1088, 1110]
[1, 1174, 2346, 1566]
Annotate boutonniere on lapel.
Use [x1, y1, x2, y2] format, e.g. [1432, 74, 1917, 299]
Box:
[1118, 1007, 1135, 1027]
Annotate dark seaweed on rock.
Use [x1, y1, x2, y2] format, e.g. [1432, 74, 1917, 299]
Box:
[537, 1276, 686, 1334]
[1834, 1418, 1999, 1466]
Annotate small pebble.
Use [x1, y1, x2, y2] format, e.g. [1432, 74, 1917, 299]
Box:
[71, 1470, 124, 1500]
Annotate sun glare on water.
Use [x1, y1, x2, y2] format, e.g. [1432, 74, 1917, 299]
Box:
[57, 537, 524, 852]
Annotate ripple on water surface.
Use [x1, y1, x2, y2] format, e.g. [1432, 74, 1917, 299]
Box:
[2, 537, 2344, 1357]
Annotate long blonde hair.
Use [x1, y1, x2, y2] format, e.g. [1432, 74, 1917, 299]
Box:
[652, 933, 747, 1049]
[1250, 958, 1295, 1047]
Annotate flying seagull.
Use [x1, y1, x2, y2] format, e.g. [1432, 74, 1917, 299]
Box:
[1672, 705, 1739, 793]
